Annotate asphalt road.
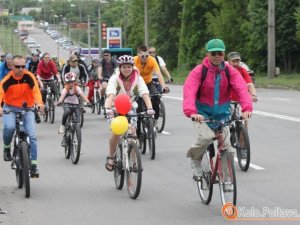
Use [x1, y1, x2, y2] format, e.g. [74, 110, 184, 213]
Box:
[1, 28, 300, 225]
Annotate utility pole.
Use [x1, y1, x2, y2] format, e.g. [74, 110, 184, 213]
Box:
[144, 0, 149, 47]
[268, 0, 275, 79]
[98, 1, 101, 58]
[88, 15, 91, 63]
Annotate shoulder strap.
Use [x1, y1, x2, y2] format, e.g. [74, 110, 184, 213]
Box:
[155, 56, 160, 67]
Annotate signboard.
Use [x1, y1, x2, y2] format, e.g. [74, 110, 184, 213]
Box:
[106, 27, 122, 48]
[69, 23, 88, 30]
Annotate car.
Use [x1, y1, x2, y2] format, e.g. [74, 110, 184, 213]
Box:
[28, 43, 41, 48]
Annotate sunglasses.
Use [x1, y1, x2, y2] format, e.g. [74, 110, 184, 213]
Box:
[140, 54, 149, 58]
[71, 60, 78, 63]
[14, 65, 26, 69]
[210, 51, 224, 57]
[103, 54, 110, 57]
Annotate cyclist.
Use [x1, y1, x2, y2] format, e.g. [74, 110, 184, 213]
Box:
[36, 52, 61, 104]
[0, 55, 44, 177]
[134, 45, 169, 121]
[0, 53, 5, 62]
[87, 58, 101, 103]
[104, 55, 154, 171]
[97, 49, 118, 105]
[148, 46, 173, 89]
[227, 52, 258, 102]
[61, 54, 88, 87]
[57, 72, 90, 136]
[74, 51, 88, 70]
[183, 39, 252, 189]
[0, 53, 13, 81]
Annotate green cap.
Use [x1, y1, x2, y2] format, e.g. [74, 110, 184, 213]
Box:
[206, 39, 225, 52]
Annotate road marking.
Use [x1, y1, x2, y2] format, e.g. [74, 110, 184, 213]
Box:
[254, 110, 300, 122]
[272, 98, 290, 101]
[164, 96, 300, 122]
[161, 131, 171, 135]
[234, 158, 265, 170]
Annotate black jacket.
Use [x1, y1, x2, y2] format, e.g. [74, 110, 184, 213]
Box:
[61, 63, 89, 85]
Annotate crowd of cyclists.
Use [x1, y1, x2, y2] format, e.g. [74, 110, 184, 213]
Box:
[0, 38, 257, 204]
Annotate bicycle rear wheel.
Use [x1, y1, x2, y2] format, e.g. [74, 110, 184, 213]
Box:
[114, 144, 124, 190]
[49, 98, 55, 124]
[219, 150, 237, 206]
[70, 125, 81, 164]
[138, 119, 146, 154]
[20, 141, 30, 198]
[43, 102, 48, 122]
[156, 100, 166, 133]
[197, 151, 213, 204]
[80, 108, 84, 128]
[126, 141, 142, 199]
[236, 123, 251, 171]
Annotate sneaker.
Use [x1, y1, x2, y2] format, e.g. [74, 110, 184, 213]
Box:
[3, 148, 12, 161]
[223, 180, 233, 192]
[58, 125, 65, 134]
[191, 159, 203, 178]
[30, 165, 40, 178]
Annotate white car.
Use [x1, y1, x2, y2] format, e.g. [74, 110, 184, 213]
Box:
[28, 43, 41, 48]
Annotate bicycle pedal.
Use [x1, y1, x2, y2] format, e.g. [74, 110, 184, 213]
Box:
[11, 163, 17, 170]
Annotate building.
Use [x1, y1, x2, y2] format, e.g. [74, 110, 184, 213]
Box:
[9, 15, 35, 31]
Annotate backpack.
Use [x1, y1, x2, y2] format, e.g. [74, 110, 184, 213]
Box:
[196, 65, 230, 98]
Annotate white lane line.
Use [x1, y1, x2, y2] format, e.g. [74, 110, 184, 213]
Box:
[164, 96, 300, 123]
[234, 158, 265, 170]
[161, 131, 171, 135]
[272, 98, 290, 101]
[254, 110, 300, 122]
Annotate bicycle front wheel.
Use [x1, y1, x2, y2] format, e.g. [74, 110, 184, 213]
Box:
[114, 143, 124, 190]
[49, 98, 55, 124]
[64, 132, 71, 159]
[15, 148, 24, 189]
[126, 141, 142, 199]
[70, 125, 81, 164]
[96, 91, 101, 115]
[219, 150, 237, 206]
[80, 109, 84, 128]
[146, 118, 156, 160]
[236, 123, 251, 171]
[156, 100, 166, 133]
[21, 141, 30, 198]
[197, 151, 213, 204]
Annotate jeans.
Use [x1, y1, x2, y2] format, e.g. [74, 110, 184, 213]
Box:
[2, 105, 38, 164]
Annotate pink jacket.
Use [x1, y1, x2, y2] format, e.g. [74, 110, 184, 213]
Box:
[183, 57, 252, 119]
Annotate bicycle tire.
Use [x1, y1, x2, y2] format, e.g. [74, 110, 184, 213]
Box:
[15, 147, 24, 189]
[64, 131, 71, 159]
[80, 109, 84, 128]
[138, 119, 146, 154]
[219, 150, 237, 206]
[49, 98, 55, 124]
[96, 91, 101, 115]
[43, 102, 48, 122]
[197, 151, 213, 204]
[126, 141, 142, 199]
[156, 100, 166, 133]
[70, 125, 81, 164]
[114, 143, 124, 190]
[21, 141, 30, 198]
[91, 98, 95, 113]
[146, 118, 156, 160]
[236, 123, 251, 172]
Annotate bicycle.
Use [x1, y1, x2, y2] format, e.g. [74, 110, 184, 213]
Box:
[90, 80, 102, 115]
[42, 80, 56, 124]
[59, 103, 83, 164]
[136, 97, 157, 160]
[230, 101, 251, 171]
[193, 118, 237, 206]
[4, 104, 37, 198]
[113, 113, 143, 199]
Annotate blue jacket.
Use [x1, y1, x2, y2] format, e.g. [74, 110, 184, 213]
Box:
[0, 62, 11, 81]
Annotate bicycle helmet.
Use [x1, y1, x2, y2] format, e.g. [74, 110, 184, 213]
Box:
[64, 72, 76, 83]
[32, 50, 39, 56]
[52, 55, 58, 60]
[117, 55, 134, 66]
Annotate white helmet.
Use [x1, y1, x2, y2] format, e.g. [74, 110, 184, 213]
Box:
[64, 72, 76, 83]
[117, 55, 134, 66]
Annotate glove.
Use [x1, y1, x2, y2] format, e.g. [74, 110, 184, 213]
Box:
[163, 87, 170, 93]
[106, 108, 115, 119]
[147, 109, 155, 116]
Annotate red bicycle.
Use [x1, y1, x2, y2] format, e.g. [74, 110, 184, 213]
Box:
[193, 119, 237, 206]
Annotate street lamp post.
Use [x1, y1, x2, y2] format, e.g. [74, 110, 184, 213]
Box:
[144, 0, 149, 47]
[98, 0, 109, 58]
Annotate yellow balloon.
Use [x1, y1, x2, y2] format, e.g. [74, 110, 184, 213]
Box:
[110, 116, 129, 135]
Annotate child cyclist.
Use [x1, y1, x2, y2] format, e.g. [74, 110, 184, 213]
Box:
[104, 55, 155, 171]
[57, 72, 90, 135]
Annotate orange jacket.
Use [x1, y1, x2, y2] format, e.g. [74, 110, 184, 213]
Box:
[0, 70, 43, 107]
